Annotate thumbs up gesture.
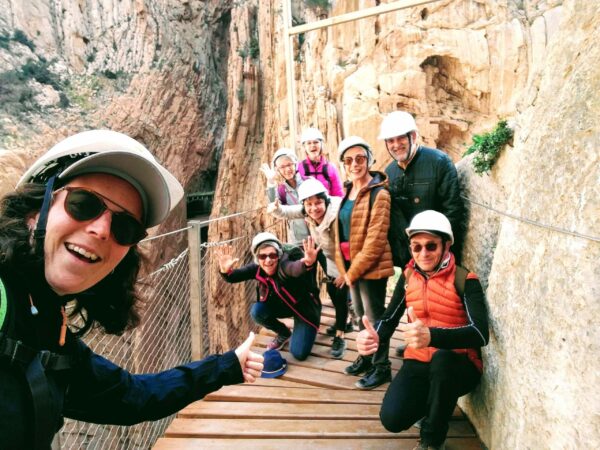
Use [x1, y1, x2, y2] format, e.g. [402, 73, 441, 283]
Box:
[356, 315, 379, 355]
[398, 307, 431, 349]
[235, 332, 264, 383]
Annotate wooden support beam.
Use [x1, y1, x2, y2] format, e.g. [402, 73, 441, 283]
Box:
[288, 0, 440, 36]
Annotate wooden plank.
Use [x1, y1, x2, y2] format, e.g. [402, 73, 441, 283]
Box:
[163, 417, 475, 438]
[178, 401, 381, 419]
[154, 437, 483, 450]
[203, 385, 385, 404]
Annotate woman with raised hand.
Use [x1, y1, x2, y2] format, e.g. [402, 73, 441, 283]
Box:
[217, 233, 321, 361]
[0, 130, 263, 449]
[260, 147, 309, 246]
[335, 136, 394, 390]
[268, 177, 352, 359]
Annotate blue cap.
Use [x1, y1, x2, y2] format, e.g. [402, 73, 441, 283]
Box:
[260, 349, 288, 378]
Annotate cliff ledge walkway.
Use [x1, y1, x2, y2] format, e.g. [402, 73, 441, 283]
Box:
[153, 300, 483, 449]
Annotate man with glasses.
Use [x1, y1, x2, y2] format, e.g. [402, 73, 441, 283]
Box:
[217, 232, 321, 361]
[379, 110, 466, 358]
[356, 211, 489, 450]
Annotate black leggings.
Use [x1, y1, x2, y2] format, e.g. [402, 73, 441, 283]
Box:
[379, 350, 481, 446]
[326, 281, 349, 331]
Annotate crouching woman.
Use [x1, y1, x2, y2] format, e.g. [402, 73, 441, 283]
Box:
[217, 233, 321, 361]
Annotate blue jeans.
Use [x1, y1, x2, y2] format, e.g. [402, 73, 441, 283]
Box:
[250, 301, 317, 361]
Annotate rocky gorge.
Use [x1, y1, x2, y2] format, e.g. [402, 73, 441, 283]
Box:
[0, 0, 598, 448]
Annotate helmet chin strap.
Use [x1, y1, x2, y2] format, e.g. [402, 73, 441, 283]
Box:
[33, 175, 57, 254]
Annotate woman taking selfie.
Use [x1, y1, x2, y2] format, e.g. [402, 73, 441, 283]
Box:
[0, 130, 263, 449]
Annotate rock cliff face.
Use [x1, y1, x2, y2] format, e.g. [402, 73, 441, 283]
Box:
[1, 0, 598, 448]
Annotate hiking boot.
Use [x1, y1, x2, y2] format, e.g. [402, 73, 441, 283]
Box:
[412, 440, 445, 450]
[396, 343, 406, 357]
[267, 334, 290, 351]
[344, 355, 372, 376]
[330, 336, 347, 359]
[355, 366, 391, 390]
[325, 322, 354, 336]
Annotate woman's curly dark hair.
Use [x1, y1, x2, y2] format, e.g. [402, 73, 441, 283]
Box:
[0, 183, 146, 336]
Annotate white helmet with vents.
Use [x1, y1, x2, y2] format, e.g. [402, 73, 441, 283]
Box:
[378, 111, 418, 140]
[18, 129, 184, 228]
[406, 210, 454, 244]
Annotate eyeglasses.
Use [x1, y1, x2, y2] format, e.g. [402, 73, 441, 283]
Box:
[257, 252, 279, 261]
[58, 187, 147, 246]
[342, 155, 367, 166]
[410, 242, 439, 253]
[276, 162, 295, 171]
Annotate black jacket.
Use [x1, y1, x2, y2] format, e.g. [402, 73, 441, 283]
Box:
[0, 267, 243, 449]
[385, 146, 465, 267]
[221, 253, 321, 330]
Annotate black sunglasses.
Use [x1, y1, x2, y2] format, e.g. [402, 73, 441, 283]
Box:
[57, 187, 147, 246]
[410, 242, 439, 253]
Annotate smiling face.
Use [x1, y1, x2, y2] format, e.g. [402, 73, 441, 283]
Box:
[409, 232, 450, 274]
[275, 156, 296, 181]
[303, 195, 327, 224]
[342, 146, 369, 182]
[31, 173, 143, 296]
[385, 131, 415, 162]
[303, 140, 322, 162]
[256, 244, 280, 276]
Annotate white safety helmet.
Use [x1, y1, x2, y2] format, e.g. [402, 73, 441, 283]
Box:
[271, 147, 298, 168]
[251, 232, 283, 261]
[378, 111, 418, 140]
[297, 178, 328, 202]
[18, 130, 184, 228]
[337, 136, 374, 167]
[300, 127, 325, 143]
[405, 210, 454, 244]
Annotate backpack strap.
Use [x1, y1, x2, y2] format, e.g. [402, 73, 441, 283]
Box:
[321, 161, 331, 185]
[454, 265, 468, 298]
[277, 184, 288, 204]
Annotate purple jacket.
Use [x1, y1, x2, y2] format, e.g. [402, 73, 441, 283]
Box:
[298, 156, 344, 197]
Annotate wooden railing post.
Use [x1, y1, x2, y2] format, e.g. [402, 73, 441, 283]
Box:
[187, 220, 204, 360]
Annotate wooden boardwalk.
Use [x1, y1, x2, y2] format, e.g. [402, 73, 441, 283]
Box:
[153, 302, 483, 449]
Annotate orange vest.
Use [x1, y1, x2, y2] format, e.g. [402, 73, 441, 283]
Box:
[404, 257, 483, 372]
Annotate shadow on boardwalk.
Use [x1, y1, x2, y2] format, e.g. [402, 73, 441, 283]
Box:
[153, 300, 484, 450]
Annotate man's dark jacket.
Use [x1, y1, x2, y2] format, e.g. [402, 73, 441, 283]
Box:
[385, 146, 465, 267]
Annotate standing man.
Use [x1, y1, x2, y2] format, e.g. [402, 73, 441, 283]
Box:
[298, 127, 344, 197]
[379, 111, 465, 268]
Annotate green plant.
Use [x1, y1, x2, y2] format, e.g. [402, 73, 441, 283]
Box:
[463, 120, 513, 174]
[0, 33, 10, 49]
[12, 29, 35, 51]
[248, 36, 259, 60]
[21, 59, 61, 90]
[236, 84, 244, 102]
[304, 0, 331, 10]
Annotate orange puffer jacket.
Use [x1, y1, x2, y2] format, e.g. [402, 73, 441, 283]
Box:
[334, 171, 395, 283]
[404, 258, 483, 372]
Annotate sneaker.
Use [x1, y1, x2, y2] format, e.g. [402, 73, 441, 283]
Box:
[355, 367, 391, 390]
[326, 322, 354, 336]
[412, 441, 445, 450]
[267, 334, 290, 351]
[330, 336, 347, 359]
[344, 355, 372, 376]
